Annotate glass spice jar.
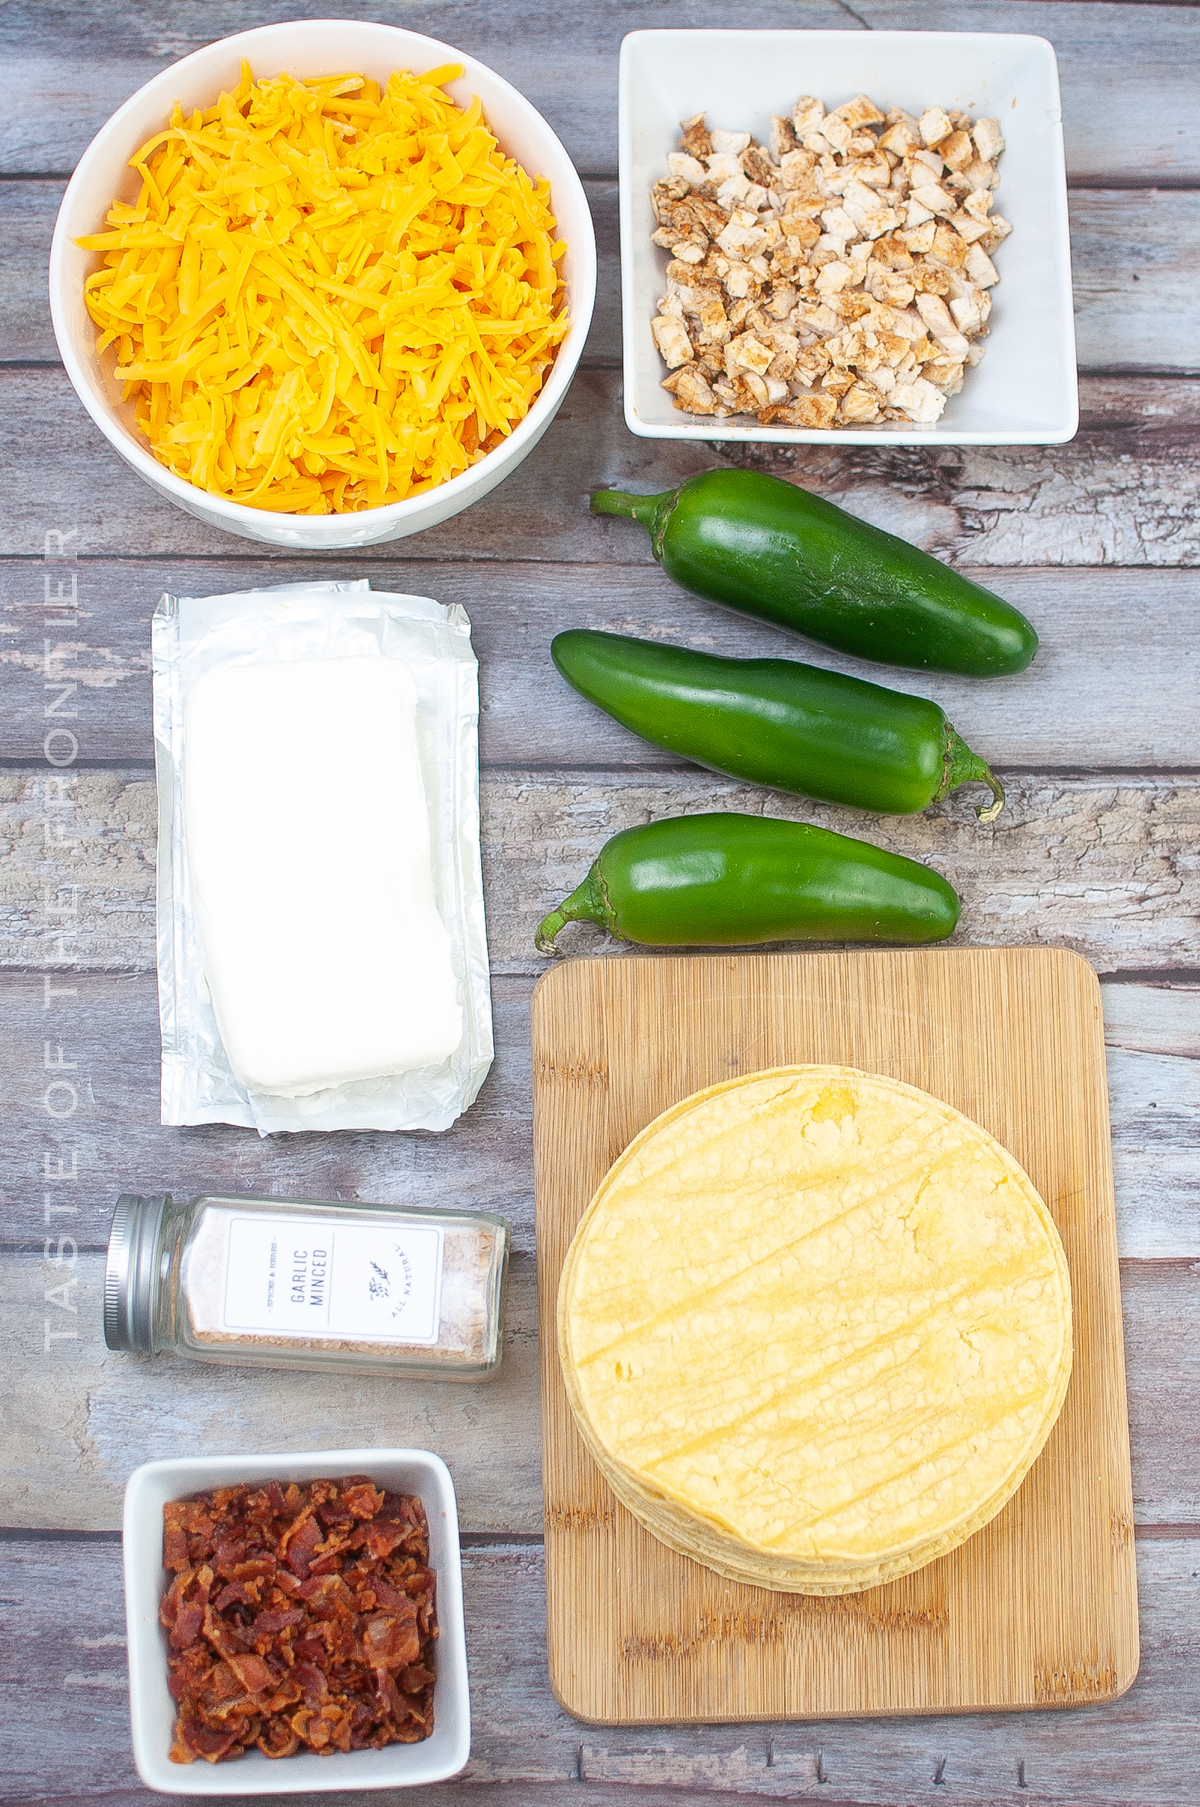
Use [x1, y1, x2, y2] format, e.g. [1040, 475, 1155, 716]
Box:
[103, 1191, 510, 1379]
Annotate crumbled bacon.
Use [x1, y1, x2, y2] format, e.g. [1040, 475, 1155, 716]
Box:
[161, 1477, 437, 1765]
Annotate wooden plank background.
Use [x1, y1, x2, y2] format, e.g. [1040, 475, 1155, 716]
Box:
[1, 2, 1198, 1803]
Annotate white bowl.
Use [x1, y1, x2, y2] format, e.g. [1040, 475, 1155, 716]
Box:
[49, 20, 596, 548]
[123, 1448, 470, 1794]
[619, 29, 1076, 446]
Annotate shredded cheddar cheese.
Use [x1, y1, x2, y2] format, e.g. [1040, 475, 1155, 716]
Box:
[79, 63, 570, 513]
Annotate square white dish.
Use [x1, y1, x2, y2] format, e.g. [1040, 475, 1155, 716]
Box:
[124, 1448, 470, 1794]
[619, 30, 1077, 445]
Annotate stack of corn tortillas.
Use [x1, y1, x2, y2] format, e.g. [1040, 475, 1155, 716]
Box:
[558, 1066, 1073, 1594]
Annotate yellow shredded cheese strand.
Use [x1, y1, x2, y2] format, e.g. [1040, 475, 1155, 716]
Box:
[79, 62, 571, 513]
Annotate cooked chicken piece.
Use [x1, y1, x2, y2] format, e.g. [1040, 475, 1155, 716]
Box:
[662, 365, 720, 413]
[769, 115, 798, 161]
[680, 112, 713, 160]
[667, 152, 709, 186]
[919, 107, 953, 147]
[833, 93, 886, 128]
[972, 117, 1005, 162]
[651, 313, 694, 368]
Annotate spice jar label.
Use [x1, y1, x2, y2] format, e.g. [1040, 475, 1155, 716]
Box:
[220, 1214, 445, 1345]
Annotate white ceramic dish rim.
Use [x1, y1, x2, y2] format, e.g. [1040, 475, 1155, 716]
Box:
[48, 19, 596, 540]
[123, 1447, 470, 1795]
[618, 28, 1077, 447]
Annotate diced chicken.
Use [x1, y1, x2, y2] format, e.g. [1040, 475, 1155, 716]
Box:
[695, 295, 732, 344]
[890, 375, 947, 423]
[961, 158, 998, 193]
[821, 115, 853, 154]
[792, 96, 825, 136]
[769, 115, 798, 162]
[940, 129, 974, 170]
[651, 314, 694, 368]
[706, 152, 747, 185]
[852, 152, 894, 190]
[841, 180, 899, 239]
[865, 263, 916, 307]
[914, 291, 955, 336]
[721, 261, 759, 300]
[900, 220, 938, 255]
[680, 112, 712, 160]
[949, 212, 990, 245]
[919, 107, 953, 147]
[949, 286, 989, 334]
[962, 188, 994, 222]
[717, 213, 770, 259]
[929, 223, 968, 268]
[840, 381, 883, 422]
[667, 152, 709, 186]
[778, 148, 818, 190]
[877, 120, 919, 157]
[725, 332, 775, 376]
[652, 92, 1008, 427]
[972, 117, 1005, 162]
[819, 205, 858, 244]
[923, 357, 966, 394]
[911, 182, 955, 218]
[662, 365, 719, 413]
[834, 93, 886, 128]
[743, 144, 777, 188]
[716, 173, 752, 210]
[964, 244, 1000, 287]
[815, 260, 854, 297]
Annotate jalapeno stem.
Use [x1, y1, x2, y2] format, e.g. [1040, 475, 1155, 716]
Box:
[941, 724, 1005, 823]
[535, 863, 618, 956]
[590, 487, 667, 529]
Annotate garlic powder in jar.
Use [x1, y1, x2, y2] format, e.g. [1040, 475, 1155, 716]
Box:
[103, 1191, 509, 1379]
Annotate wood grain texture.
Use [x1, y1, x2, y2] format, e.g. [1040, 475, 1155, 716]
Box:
[5, 556, 1199, 768]
[5, 369, 1200, 566]
[533, 951, 1138, 1722]
[3, 0, 1199, 182]
[0, 1536, 1195, 1807]
[6, 371, 1200, 579]
[8, 769, 1198, 977]
[5, 554, 1200, 779]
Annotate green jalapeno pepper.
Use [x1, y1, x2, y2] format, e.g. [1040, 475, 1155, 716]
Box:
[534, 813, 960, 954]
[591, 468, 1037, 678]
[552, 629, 1004, 822]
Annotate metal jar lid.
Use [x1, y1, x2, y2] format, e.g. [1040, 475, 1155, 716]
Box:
[103, 1193, 171, 1352]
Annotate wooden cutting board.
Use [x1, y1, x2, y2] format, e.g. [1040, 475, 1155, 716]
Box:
[532, 948, 1138, 1726]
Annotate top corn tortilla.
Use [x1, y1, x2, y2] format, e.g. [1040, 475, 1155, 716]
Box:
[558, 1066, 1072, 1592]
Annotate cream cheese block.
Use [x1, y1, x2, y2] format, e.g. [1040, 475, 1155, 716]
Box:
[182, 656, 462, 1096]
[558, 1065, 1073, 1594]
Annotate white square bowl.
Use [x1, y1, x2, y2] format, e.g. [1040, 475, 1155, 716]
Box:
[123, 1448, 470, 1794]
[619, 30, 1076, 446]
